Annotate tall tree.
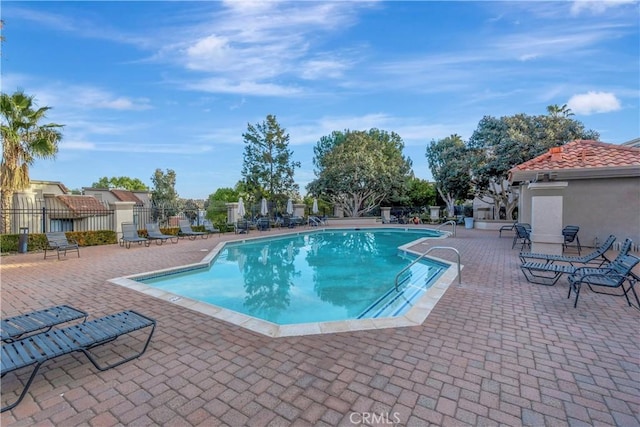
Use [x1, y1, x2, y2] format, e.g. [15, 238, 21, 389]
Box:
[150, 168, 178, 206]
[241, 114, 300, 203]
[467, 109, 599, 219]
[1, 90, 63, 233]
[405, 177, 437, 209]
[308, 129, 412, 217]
[425, 134, 472, 217]
[91, 176, 148, 191]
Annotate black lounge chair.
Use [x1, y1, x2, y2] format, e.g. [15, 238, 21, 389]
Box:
[145, 223, 179, 245]
[44, 232, 80, 260]
[256, 218, 270, 231]
[203, 220, 221, 235]
[235, 219, 250, 234]
[499, 221, 517, 237]
[1, 305, 88, 343]
[178, 219, 208, 240]
[562, 225, 582, 255]
[520, 237, 632, 286]
[1, 310, 156, 412]
[567, 253, 640, 308]
[119, 223, 150, 248]
[512, 223, 531, 250]
[519, 234, 617, 267]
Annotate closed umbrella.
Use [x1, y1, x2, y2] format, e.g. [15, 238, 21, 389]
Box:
[237, 197, 246, 218]
[312, 198, 319, 214]
[261, 198, 268, 216]
[286, 199, 293, 215]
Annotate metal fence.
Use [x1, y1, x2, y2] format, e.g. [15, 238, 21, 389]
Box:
[2, 199, 114, 235]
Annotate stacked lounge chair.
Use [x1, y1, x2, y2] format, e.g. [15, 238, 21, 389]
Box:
[146, 223, 179, 244]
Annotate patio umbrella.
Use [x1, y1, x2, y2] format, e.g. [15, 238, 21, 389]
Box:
[237, 197, 246, 218]
[312, 198, 319, 214]
[286, 199, 293, 215]
[260, 198, 268, 216]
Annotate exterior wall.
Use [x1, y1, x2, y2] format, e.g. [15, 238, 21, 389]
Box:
[518, 177, 640, 249]
[83, 188, 120, 204]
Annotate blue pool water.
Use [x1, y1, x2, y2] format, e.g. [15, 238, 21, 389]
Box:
[139, 228, 447, 325]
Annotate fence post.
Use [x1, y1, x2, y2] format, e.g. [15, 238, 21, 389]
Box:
[42, 207, 47, 233]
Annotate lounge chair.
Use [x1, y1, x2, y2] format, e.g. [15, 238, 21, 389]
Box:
[119, 223, 150, 249]
[1, 305, 88, 343]
[1, 310, 156, 412]
[203, 220, 221, 235]
[256, 218, 270, 231]
[145, 223, 179, 245]
[562, 225, 581, 255]
[44, 232, 80, 260]
[512, 223, 531, 250]
[178, 219, 208, 240]
[519, 234, 617, 267]
[499, 221, 517, 237]
[520, 237, 631, 286]
[567, 253, 640, 308]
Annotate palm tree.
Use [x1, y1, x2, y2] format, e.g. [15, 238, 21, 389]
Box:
[1, 90, 63, 233]
[546, 104, 574, 118]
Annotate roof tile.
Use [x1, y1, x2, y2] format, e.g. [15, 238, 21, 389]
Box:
[56, 195, 110, 214]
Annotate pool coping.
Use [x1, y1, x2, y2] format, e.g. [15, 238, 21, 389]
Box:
[108, 227, 460, 337]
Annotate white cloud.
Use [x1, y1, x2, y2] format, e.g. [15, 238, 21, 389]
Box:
[567, 91, 621, 115]
[570, 0, 636, 15]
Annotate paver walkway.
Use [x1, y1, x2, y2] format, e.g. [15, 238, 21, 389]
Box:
[1, 226, 639, 426]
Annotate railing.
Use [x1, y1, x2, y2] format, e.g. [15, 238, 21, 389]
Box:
[437, 220, 457, 237]
[395, 246, 461, 291]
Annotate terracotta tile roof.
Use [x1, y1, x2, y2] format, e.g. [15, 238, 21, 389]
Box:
[56, 195, 110, 214]
[110, 189, 144, 206]
[509, 140, 640, 182]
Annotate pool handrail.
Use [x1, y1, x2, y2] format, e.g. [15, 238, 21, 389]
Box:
[436, 220, 457, 237]
[395, 246, 461, 291]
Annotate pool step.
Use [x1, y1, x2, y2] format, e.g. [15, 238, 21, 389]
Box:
[357, 262, 443, 319]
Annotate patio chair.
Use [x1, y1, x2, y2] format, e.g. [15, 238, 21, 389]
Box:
[512, 223, 531, 250]
[235, 219, 250, 234]
[498, 221, 517, 237]
[519, 234, 617, 267]
[520, 237, 631, 286]
[178, 219, 208, 240]
[567, 253, 640, 308]
[44, 232, 80, 260]
[1, 305, 88, 343]
[145, 223, 179, 245]
[562, 225, 582, 255]
[256, 218, 270, 231]
[119, 223, 150, 249]
[1, 310, 156, 412]
[203, 220, 221, 235]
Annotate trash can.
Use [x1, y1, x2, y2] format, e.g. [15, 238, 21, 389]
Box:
[18, 227, 29, 253]
[464, 217, 474, 229]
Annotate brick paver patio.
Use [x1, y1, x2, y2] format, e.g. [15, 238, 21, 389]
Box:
[1, 226, 639, 426]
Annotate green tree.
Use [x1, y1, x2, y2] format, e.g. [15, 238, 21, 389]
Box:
[405, 177, 437, 210]
[1, 90, 63, 233]
[308, 129, 412, 217]
[241, 114, 300, 203]
[92, 176, 149, 191]
[467, 109, 599, 219]
[426, 134, 472, 217]
[206, 187, 239, 226]
[150, 168, 179, 221]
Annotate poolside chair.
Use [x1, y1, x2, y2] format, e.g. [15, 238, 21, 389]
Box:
[519, 234, 617, 267]
[562, 225, 582, 255]
[44, 232, 80, 260]
[1, 310, 156, 412]
[119, 223, 150, 249]
[256, 218, 270, 231]
[235, 219, 250, 234]
[1, 305, 88, 343]
[203, 220, 221, 235]
[145, 223, 179, 245]
[520, 237, 632, 286]
[567, 253, 640, 308]
[499, 221, 517, 237]
[512, 223, 531, 250]
[178, 219, 208, 240]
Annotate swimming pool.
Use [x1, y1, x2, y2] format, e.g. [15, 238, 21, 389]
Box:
[111, 227, 459, 336]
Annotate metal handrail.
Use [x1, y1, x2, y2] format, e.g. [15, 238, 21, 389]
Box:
[437, 220, 457, 237]
[395, 246, 461, 291]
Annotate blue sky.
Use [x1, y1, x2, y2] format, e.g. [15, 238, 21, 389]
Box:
[2, 1, 638, 199]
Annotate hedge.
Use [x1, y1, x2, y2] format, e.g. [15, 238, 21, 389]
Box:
[1, 230, 118, 254]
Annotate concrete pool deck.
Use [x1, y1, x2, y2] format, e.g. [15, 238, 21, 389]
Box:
[1, 225, 639, 426]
